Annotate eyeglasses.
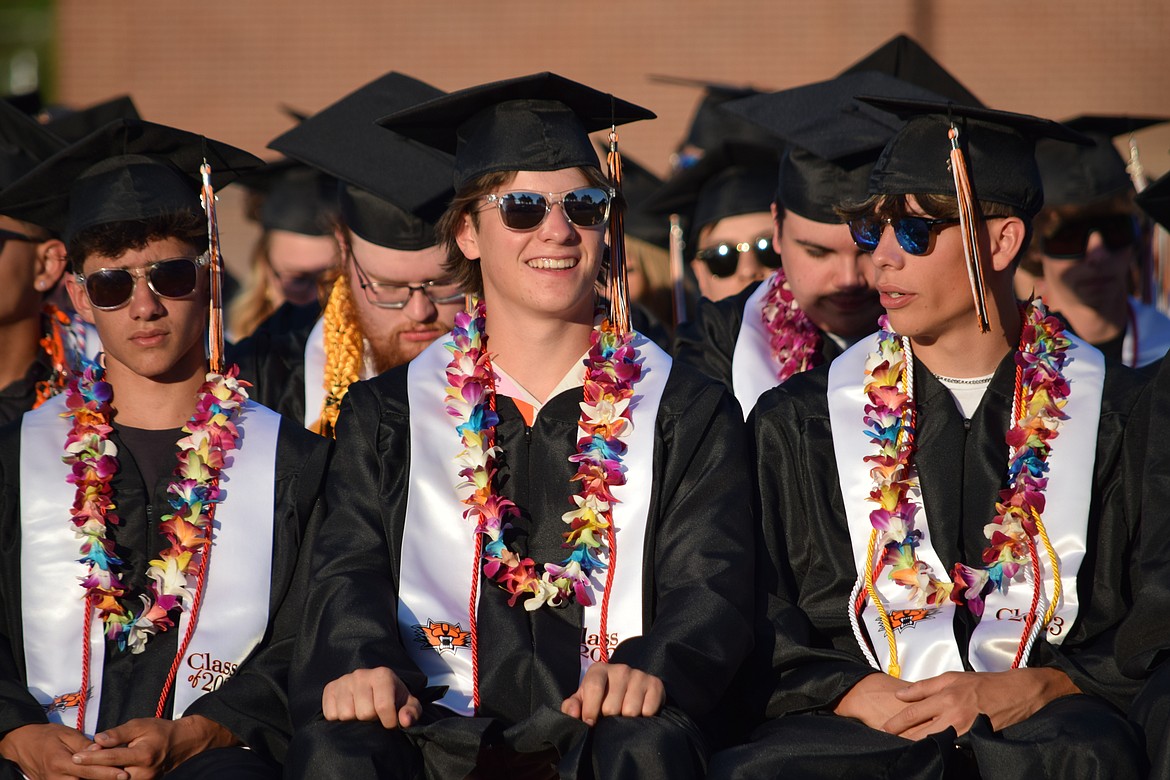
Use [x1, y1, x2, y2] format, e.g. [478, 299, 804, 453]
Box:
[76, 253, 209, 310]
[848, 216, 963, 256]
[1040, 214, 1138, 259]
[348, 247, 463, 310]
[694, 236, 781, 278]
[0, 228, 36, 253]
[482, 187, 614, 232]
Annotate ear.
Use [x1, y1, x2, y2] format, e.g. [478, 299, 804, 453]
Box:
[33, 239, 67, 293]
[455, 212, 481, 261]
[65, 273, 96, 325]
[987, 216, 1027, 273]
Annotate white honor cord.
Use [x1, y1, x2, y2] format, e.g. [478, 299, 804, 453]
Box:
[848, 574, 882, 671]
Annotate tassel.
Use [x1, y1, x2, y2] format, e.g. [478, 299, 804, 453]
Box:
[200, 161, 226, 372]
[605, 126, 632, 334]
[948, 124, 990, 333]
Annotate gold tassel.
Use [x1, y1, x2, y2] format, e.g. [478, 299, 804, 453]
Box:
[310, 273, 363, 438]
[200, 162, 226, 371]
[948, 124, 990, 333]
[605, 127, 632, 334]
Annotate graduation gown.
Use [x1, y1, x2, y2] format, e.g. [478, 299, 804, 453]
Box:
[0, 408, 330, 764]
[0, 353, 50, 428]
[288, 346, 755, 777]
[725, 348, 1150, 777]
[228, 315, 317, 428]
[673, 279, 845, 418]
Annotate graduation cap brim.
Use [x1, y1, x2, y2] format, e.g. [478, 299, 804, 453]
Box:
[378, 72, 655, 188]
[237, 158, 338, 236]
[1036, 116, 1169, 207]
[1136, 171, 1170, 231]
[0, 98, 66, 192]
[840, 34, 982, 107]
[0, 118, 262, 239]
[45, 95, 141, 143]
[269, 72, 456, 222]
[1063, 115, 1169, 138]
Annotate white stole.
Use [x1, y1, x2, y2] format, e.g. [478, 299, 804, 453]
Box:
[20, 395, 280, 735]
[302, 317, 327, 429]
[731, 275, 781, 420]
[399, 332, 671, 715]
[1124, 298, 1170, 368]
[827, 334, 1103, 680]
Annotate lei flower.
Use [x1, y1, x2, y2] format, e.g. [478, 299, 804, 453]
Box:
[63, 360, 249, 653]
[444, 297, 642, 611]
[857, 301, 1070, 671]
[760, 269, 822, 383]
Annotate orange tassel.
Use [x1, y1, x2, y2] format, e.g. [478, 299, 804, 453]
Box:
[200, 162, 225, 372]
[605, 127, 632, 335]
[949, 124, 990, 333]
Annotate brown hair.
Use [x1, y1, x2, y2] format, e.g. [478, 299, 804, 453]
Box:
[435, 166, 616, 295]
[837, 193, 1032, 262]
[66, 210, 209, 273]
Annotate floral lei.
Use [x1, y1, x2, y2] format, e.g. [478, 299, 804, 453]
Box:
[34, 304, 88, 408]
[444, 297, 642, 611]
[760, 269, 822, 383]
[856, 301, 1069, 672]
[63, 359, 249, 654]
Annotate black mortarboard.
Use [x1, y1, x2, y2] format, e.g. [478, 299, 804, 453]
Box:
[649, 75, 780, 154]
[269, 71, 455, 250]
[840, 34, 983, 107]
[378, 72, 655, 189]
[0, 118, 262, 242]
[726, 72, 949, 223]
[45, 96, 141, 143]
[642, 142, 779, 256]
[1137, 170, 1170, 231]
[1035, 115, 1168, 207]
[0, 97, 65, 192]
[238, 159, 337, 236]
[860, 98, 1091, 217]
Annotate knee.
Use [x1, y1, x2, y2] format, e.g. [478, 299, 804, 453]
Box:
[286, 720, 422, 780]
[591, 708, 706, 779]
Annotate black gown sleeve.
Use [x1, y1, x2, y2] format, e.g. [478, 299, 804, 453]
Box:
[228, 320, 314, 426]
[288, 372, 430, 730]
[607, 369, 757, 718]
[183, 420, 332, 763]
[670, 285, 756, 394]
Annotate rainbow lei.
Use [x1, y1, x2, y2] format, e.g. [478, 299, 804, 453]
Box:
[63, 360, 249, 653]
[861, 300, 1070, 622]
[444, 298, 642, 610]
[760, 269, 822, 383]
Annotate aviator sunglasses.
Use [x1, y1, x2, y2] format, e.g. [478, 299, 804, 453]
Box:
[694, 236, 781, 278]
[849, 216, 963, 256]
[482, 187, 614, 232]
[1039, 214, 1138, 259]
[76, 253, 210, 310]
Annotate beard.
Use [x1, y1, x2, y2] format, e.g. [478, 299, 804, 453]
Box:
[361, 319, 453, 375]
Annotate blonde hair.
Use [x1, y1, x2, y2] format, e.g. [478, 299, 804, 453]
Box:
[229, 232, 277, 340]
[309, 272, 364, 438]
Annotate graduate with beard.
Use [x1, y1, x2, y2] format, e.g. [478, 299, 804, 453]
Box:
[286, 72, 755, 779]
[0, 119, 330, 778]
[228, 71, 461, 436]
[710, 100, 1150, 779]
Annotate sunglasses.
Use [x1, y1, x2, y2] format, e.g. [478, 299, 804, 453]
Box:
[694, 236, 781, 278]
[349, 246, 464, 310]
[77, 253, 209, 310]
[0, 228, 36, 253]
[483, 187, 614, 232]
[849, 216, 962, 256]
[1040, 214, 1138, 259]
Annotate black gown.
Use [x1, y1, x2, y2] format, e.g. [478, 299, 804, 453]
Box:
[710, 350, 1151, 779]
[0, 352, 50, 428]
[672, 280, 845, 403]
[286, 357, 755, 779]
[0, 410, 330, 773]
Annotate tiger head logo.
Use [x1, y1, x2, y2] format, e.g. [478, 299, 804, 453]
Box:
[414, 620, 472, 655]
[886, 608, 934, 633]
[44, 688, 88, 715]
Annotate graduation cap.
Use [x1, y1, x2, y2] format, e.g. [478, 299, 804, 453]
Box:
[238, 158, 337, 236]
[648, 75, 780, 157]
[45, 95, 141, 143]
[269, 71, 455, 250]
[0, 118, 262, 242]
[378, 72, 655, 189]
[840, 34, 982, 107]
[1136, 170, 1170, 231]
[0, 97, 65, 193]
[725, 72, 950, 223]
[860, 97, 1091, 217]
[641, 141, 780, 256]
[1035, 115, 1168, 207]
